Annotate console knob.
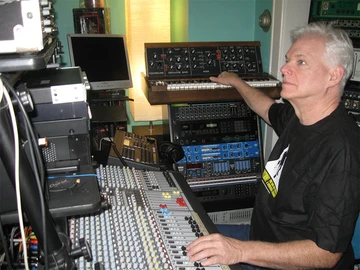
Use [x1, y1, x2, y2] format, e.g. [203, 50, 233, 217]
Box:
[221, 189, 228, 195]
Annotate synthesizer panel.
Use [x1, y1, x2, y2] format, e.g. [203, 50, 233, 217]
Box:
[308, 0, 360, 126]
[145, 41, 264, 77]
[343, 82, 360, 112]
[141, 41, 281, 104]
[309, 0, 360, 42]
[140, 42, 276, 210]
[170, 102, 262, 181]
[168, 102, 262, 208]
[343, 84, 360, 127]
[69, 165, 240, 270]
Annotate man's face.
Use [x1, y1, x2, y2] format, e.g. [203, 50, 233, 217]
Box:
[280, 35, 332, 103]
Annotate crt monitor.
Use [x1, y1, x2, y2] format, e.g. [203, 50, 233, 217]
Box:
[67, 34, 133, 91]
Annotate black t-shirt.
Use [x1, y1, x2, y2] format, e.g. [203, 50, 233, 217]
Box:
[250, 102, 360, 269]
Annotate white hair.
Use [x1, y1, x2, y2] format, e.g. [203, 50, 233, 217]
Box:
[291, 22, 354, 88]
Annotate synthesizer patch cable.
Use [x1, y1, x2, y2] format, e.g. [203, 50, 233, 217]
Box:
[69, 165, 240, 270]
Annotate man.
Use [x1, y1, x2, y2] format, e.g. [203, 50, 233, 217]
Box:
[186, 22, 360, 269]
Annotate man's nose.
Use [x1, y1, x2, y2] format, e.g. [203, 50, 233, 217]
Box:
[280, 62, 290, 75]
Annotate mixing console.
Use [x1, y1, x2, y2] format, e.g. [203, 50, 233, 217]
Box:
[69, 165, 238, 270]
[108, 130, 160, 170]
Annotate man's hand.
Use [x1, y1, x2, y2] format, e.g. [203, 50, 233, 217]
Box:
[186, 233, 243, 266]
[210, 71, 241, 86]
[210, 71, 274, 125]
[187, 234, 343, 269]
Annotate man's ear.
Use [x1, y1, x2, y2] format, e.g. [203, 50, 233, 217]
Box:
[329, 66, 344, 87]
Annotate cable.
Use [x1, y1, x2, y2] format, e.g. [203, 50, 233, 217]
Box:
[9, 226, 18, 262]
[2, 81, 30, 270]
[0, 75, 48, 270]
[0, 74, 3, 103]
[23, 116, 49, 269]
[99, 137, 111, 151]
[47, 173, 100, 179]
[99, 123, 128, 167]
[0, 0, 17, 5]
[171, 156, 180, 172]
[111, 142, 128, 167]
[0, 218, 13, 269]
[0, 76, 46, 188]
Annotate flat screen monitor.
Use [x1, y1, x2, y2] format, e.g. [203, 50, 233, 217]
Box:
[67, 34, 133, 90]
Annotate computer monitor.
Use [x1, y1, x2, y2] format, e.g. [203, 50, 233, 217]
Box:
[67, 34, 133, 90]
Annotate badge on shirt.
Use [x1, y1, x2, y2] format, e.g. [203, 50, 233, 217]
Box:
[262, 145, 289, 197]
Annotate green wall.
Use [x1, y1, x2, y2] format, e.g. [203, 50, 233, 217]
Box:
[171, 0, 188, 42]
[255, 0, 273, 73]
[54, 0, 273, 70]
[53, 0, 125, 67]
[53, 0, 273, 129]
[188, 0, 255, 42]
[187, 0, 272, 71]
[53, 0, 79, 67]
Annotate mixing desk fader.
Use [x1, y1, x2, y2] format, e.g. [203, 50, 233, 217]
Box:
[107, 130, 160, 170]
[69, 165, 240, 270]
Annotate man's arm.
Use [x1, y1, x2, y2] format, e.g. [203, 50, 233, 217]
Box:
[187, 233, 342, 269]
[210, 72, 275, 125]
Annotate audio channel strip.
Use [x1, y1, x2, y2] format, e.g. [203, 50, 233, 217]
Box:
[168, 101, 263, 210]
[69, 165, 241, 270]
